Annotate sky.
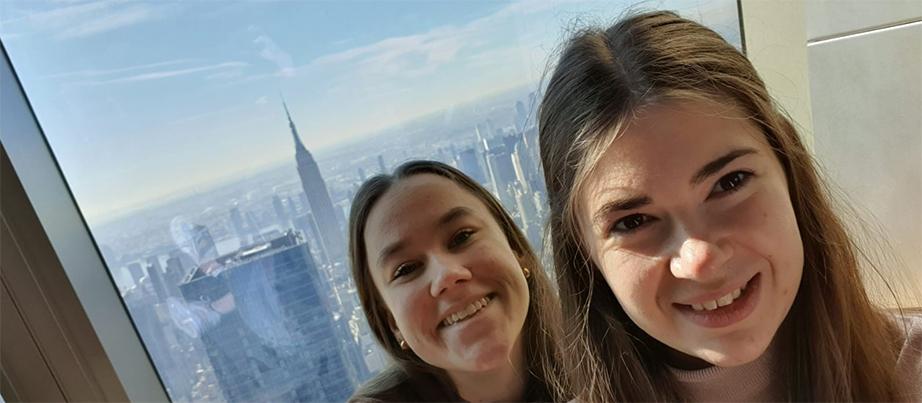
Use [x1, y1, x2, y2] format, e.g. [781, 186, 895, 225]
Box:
[0, 0, 740, 224]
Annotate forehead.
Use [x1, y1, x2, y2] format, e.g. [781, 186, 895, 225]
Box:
[580, 101, 770, 205]
[364, 174, 490, 249]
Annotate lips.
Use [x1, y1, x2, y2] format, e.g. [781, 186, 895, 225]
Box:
[690, 282, 746, 311]
[440, 294, 494, 328]
[674, 273, 761, 328]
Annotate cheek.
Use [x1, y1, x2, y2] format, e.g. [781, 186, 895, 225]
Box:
[598, 251, 664, 315]
[471, 242, 528, 292]
[721, 189, 804, 281]
[385, 289, 435, 340]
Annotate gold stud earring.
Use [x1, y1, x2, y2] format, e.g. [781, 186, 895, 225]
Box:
[522, 267, 531, 279]
[399, 339, 408, 350]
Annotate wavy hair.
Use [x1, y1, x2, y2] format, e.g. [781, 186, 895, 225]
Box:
[538, 11, 903, 401]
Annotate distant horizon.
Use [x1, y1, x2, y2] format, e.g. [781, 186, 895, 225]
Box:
[88, 81, 539, 226]
[1, 0, 740, 228]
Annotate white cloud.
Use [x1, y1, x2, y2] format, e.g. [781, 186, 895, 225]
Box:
[253, 34, 295, 77]
[58, 4, 156, 39]
[7, 0, 166, 40]
[309, 25, 468, 81]
[205, 70, 245, 80]
[29, 0, 115, 26]
[44, 59, 198, 79]
[79, 62, 248, 85]
[304, 0, 566, 81]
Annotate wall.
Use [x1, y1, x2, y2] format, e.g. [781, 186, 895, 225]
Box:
[740, 0, 815, 143]
[806, 1, 921, 305]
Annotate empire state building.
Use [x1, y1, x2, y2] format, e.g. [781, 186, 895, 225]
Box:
[284, 101, 345, 262]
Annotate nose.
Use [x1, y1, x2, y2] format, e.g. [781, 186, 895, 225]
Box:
[669, 237, 732, 281]
[429, 255, 472, 297]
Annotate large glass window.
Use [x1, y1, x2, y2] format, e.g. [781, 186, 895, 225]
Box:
[1, 1, 740, 400]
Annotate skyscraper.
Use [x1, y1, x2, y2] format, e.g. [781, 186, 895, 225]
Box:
[127, 262, 145, 286]
[486, 145, 519, 211]
[177, 231, 357, 402]
[376, 154, 387, 174]
[515, 100, 528, 132]
[283, 101, 346, 262]
[147, 255, 170, 301]
[456, 147, 487, 185]
[272, 194, 290, 228]
[229, 204, 249, 244]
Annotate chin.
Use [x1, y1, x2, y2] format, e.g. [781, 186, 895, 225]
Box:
[458, 340, 514, 371]
[697, 337, 772, 368]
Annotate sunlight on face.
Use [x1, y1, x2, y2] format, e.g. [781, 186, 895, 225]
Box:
[364, 174, 530, 373]
[579, 100, 804, 368]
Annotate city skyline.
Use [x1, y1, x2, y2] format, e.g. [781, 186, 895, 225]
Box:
[105, 87, 554, 401]
[0, 0, 741, 224]
[1, 2, 742, 401]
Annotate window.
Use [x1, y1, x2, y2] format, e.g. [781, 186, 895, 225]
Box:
[0, 1, 740, 400]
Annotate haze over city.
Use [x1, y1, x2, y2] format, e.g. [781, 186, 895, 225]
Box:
[1, 0, 739, 225]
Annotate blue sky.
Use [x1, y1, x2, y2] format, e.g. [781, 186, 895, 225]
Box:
[0, 0, 739, 224]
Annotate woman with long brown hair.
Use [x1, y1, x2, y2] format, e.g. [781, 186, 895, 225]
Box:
[539, 11, 921, 401]
[347, 160, 564, 401]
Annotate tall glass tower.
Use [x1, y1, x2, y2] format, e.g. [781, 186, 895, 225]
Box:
[284, 101, 346, 261]
[177, 232, 355, 401]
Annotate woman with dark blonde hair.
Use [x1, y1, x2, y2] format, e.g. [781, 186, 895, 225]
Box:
[347, 160, 564, 402]
[539, 11, 921, 401]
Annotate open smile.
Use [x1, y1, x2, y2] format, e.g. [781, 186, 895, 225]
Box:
[439, 293, 495, 329]
[673, 273, 761, 328]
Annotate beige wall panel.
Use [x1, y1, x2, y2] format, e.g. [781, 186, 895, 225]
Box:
[807, 22, 922, 304]
[807, 0, 921, 40]
[741, 0, 815, 145]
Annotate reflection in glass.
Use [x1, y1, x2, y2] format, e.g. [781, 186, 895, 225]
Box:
[0, 1, 740, 400]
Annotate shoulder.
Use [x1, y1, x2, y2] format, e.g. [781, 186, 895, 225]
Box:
[891, 310, 922, 400]
[350, 366, 457, 402]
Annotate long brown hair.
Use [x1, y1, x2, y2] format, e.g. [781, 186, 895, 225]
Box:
[348, 160, 565, 401]
[538, 11, 903, 401]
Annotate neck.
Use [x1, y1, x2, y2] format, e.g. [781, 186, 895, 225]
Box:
[449, 338, 527, 402]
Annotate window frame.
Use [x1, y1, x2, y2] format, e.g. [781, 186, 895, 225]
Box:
[1, 44, 169, 402]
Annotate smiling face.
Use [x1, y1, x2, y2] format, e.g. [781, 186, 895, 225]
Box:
[363, 174, 530, 374]
[578, 100, 804, 368]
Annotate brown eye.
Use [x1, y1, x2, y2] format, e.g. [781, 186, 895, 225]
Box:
[711, 171, 753, 196]
[393, 262, 420, 280]
[448, 229, 475, 249]
[610, 214, 655, 234]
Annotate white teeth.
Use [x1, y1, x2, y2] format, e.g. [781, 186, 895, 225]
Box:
[442, 296, 491, 327]
[690, 285, 745, 312]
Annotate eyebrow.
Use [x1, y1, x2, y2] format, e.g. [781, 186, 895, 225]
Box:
[590, 148, 758, 231]
[376, 206, 473, 267]
[591, 196, 652, 230]
[690, 148, 757, 185]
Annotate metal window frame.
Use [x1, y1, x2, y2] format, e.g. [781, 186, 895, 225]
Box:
[1, 43, 169, 402]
